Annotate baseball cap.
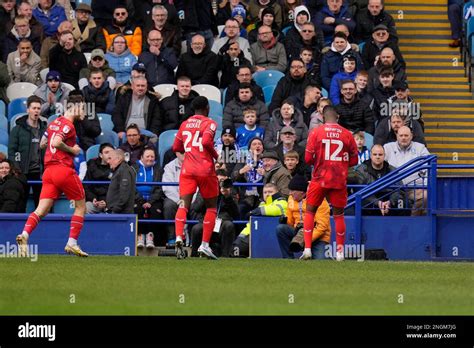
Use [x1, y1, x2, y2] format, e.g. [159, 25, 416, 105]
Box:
[372, 24, 388, 33]
[91, 48, 105, 59]
[132, 62, 147, 73]
[76, 3, 92, 12]
[46, 70, 61, 81]
[232, 5, 246, 19]
[281, 126, 296, 135]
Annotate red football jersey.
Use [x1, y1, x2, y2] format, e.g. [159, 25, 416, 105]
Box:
[172, 115, 219, 177]
[44, 116, 77, 169]
[305, 122, 359, 189]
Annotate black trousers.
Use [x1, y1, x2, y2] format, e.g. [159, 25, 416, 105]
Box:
[190, 220, 236, 258]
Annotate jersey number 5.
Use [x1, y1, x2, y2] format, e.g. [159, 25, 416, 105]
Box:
[322, 139, 343, 161]
[182, 131, 203, 152]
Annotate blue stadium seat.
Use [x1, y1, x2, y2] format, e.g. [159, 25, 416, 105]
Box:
[86, 144, 101, 161]
[209, 99, 223, 117]
[140, 128, 158, 141]
[358, 41, 365, 54]
[262, 85, 276, 106]
[364, 132, 373, 150]
[95, 130, 119, 148]
[9, 113, 27, 131]
[75, 0, 92, 5]
[209, 114, 223, 131]
[158, 129, 177, 167]
[7, 98, 27, 120]
[53, 198, 75, 214]
[0, 128, 8, 146]
[253, 70, 285, 88]
[282, 26, 291, 36]
[322, 88, 329, 98]
[0, 144, 8, 157]
[0, 100, 5, 118]
[0, 114, 7, 132]
[25, 198, 35, 213]
[97, 113, 114, 132]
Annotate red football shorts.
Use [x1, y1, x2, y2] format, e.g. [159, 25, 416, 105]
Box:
[306, 181, 347, 208]
[40, 165, 85, 201]
[179, 174, 218, 199]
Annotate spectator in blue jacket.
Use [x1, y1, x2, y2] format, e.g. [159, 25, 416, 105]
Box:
[33, 0, 67, 37]
[329, 53, 358, 105]
[138, 29, 178, 86]
[313, 0, 356, 45]
[320, 31, 363, 91]
[105, 34, 138, 85]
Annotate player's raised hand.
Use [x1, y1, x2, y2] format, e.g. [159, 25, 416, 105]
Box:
[71, 144, 82, 156]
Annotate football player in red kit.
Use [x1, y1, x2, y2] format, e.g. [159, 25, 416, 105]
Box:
[16, 91, 89, 257]
[172, 96, 220, 260]
[303, 106, 359, 261]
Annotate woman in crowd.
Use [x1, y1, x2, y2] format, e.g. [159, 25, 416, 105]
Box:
[0, 159, 28, 213]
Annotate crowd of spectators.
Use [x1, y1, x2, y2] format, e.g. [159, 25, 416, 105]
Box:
[0, 0, 433, 257]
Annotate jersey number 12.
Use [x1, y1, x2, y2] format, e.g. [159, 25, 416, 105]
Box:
[183, 131, 203, 152]
[322, 139, 343, 161]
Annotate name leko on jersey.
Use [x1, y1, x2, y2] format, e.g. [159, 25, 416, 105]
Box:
[185, 119, 202, 129]
[324, 126, 342, 139]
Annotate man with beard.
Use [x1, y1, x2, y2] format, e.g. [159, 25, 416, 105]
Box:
[33, 70, 70, 117]
[103, 5, 142, 56]
[49, 31, 87, 89]
[71, 3, 106, 53]
[367, 47, 406, 92]
[176, 34, 219, 86]
[224, 65, 264, 105]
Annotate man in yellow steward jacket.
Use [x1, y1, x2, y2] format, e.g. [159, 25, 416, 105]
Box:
[276, 174, 331, 259]
[233, 183, 288, 257]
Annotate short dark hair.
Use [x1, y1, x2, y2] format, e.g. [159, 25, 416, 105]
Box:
[238, 82, 252, 90]
[215, 169, 228, 177]
[322, 105, 339, 121]
[191, 96, 209, 111]
[334, 31, 348, 40]
[126, 123, 141, 133]
[67, 90, 85, 104]
[99, 143, 114, 153]
[89, 68, 105, 78]
[140, 146, 156, 159]
[27, 95, 42, 108]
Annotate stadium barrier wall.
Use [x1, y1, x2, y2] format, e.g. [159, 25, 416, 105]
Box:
[250, 215, 474, 260]
[0, 214, 137, 256]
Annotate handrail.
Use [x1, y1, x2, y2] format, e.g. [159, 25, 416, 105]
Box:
[347, 155, 437, 208]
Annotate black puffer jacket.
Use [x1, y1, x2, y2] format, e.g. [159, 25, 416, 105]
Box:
[335, 95, 375, 134]
[0, 173, 28, 213]
[223, 96, 269, 129]
[269, 74, 310, 113]
[75, 114, 102, 152]
[160, 89, 199, 131]
[84, 157, 112, 202]
[175, 47, 219, 86]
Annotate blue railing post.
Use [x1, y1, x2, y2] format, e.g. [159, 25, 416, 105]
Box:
[354, 193, 362, 245]
[429, 156, 438, 259]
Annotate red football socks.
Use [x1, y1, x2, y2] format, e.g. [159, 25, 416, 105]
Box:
[303, 210, 315, 249]
[175, 207, 188, 239]
[334, 213, 346, 252]
[23, 212, 41, 235]
[202, 208, 217, 243]
[69, 215, 84, 240]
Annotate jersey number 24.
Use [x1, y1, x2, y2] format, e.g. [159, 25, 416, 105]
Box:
[183, 131, 203, 152]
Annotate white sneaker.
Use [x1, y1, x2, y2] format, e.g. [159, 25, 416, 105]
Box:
[336, 251, 345, 262]
[197, 244, 218, 260]
[175, 236, 186, 260]
[299, 250, 312, 260]
[146, 232, 155, 249]
[137, 234, 145, 249]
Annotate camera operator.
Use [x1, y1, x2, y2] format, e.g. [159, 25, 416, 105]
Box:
[275, 174, 331, 259]
[190, 170, 240, 258]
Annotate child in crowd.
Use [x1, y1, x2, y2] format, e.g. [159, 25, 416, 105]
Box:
[236, 107, 265, 148]
[300, 47, 321, 87]
[329, 54, 358, 105]
[354, 131, 370, 164]
[283, 150, 299, 176]
[309, 97, 331, 130]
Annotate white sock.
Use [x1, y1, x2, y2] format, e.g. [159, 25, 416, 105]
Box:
[304, 248, 311, 254]
[176, 235, 183, 242]
[202, 241, 209, 248]
[21, 232, 29, 240]
[68, 238, 77, 246]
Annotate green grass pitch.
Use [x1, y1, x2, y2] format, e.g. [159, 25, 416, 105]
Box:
[1, 256, 472, 315]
